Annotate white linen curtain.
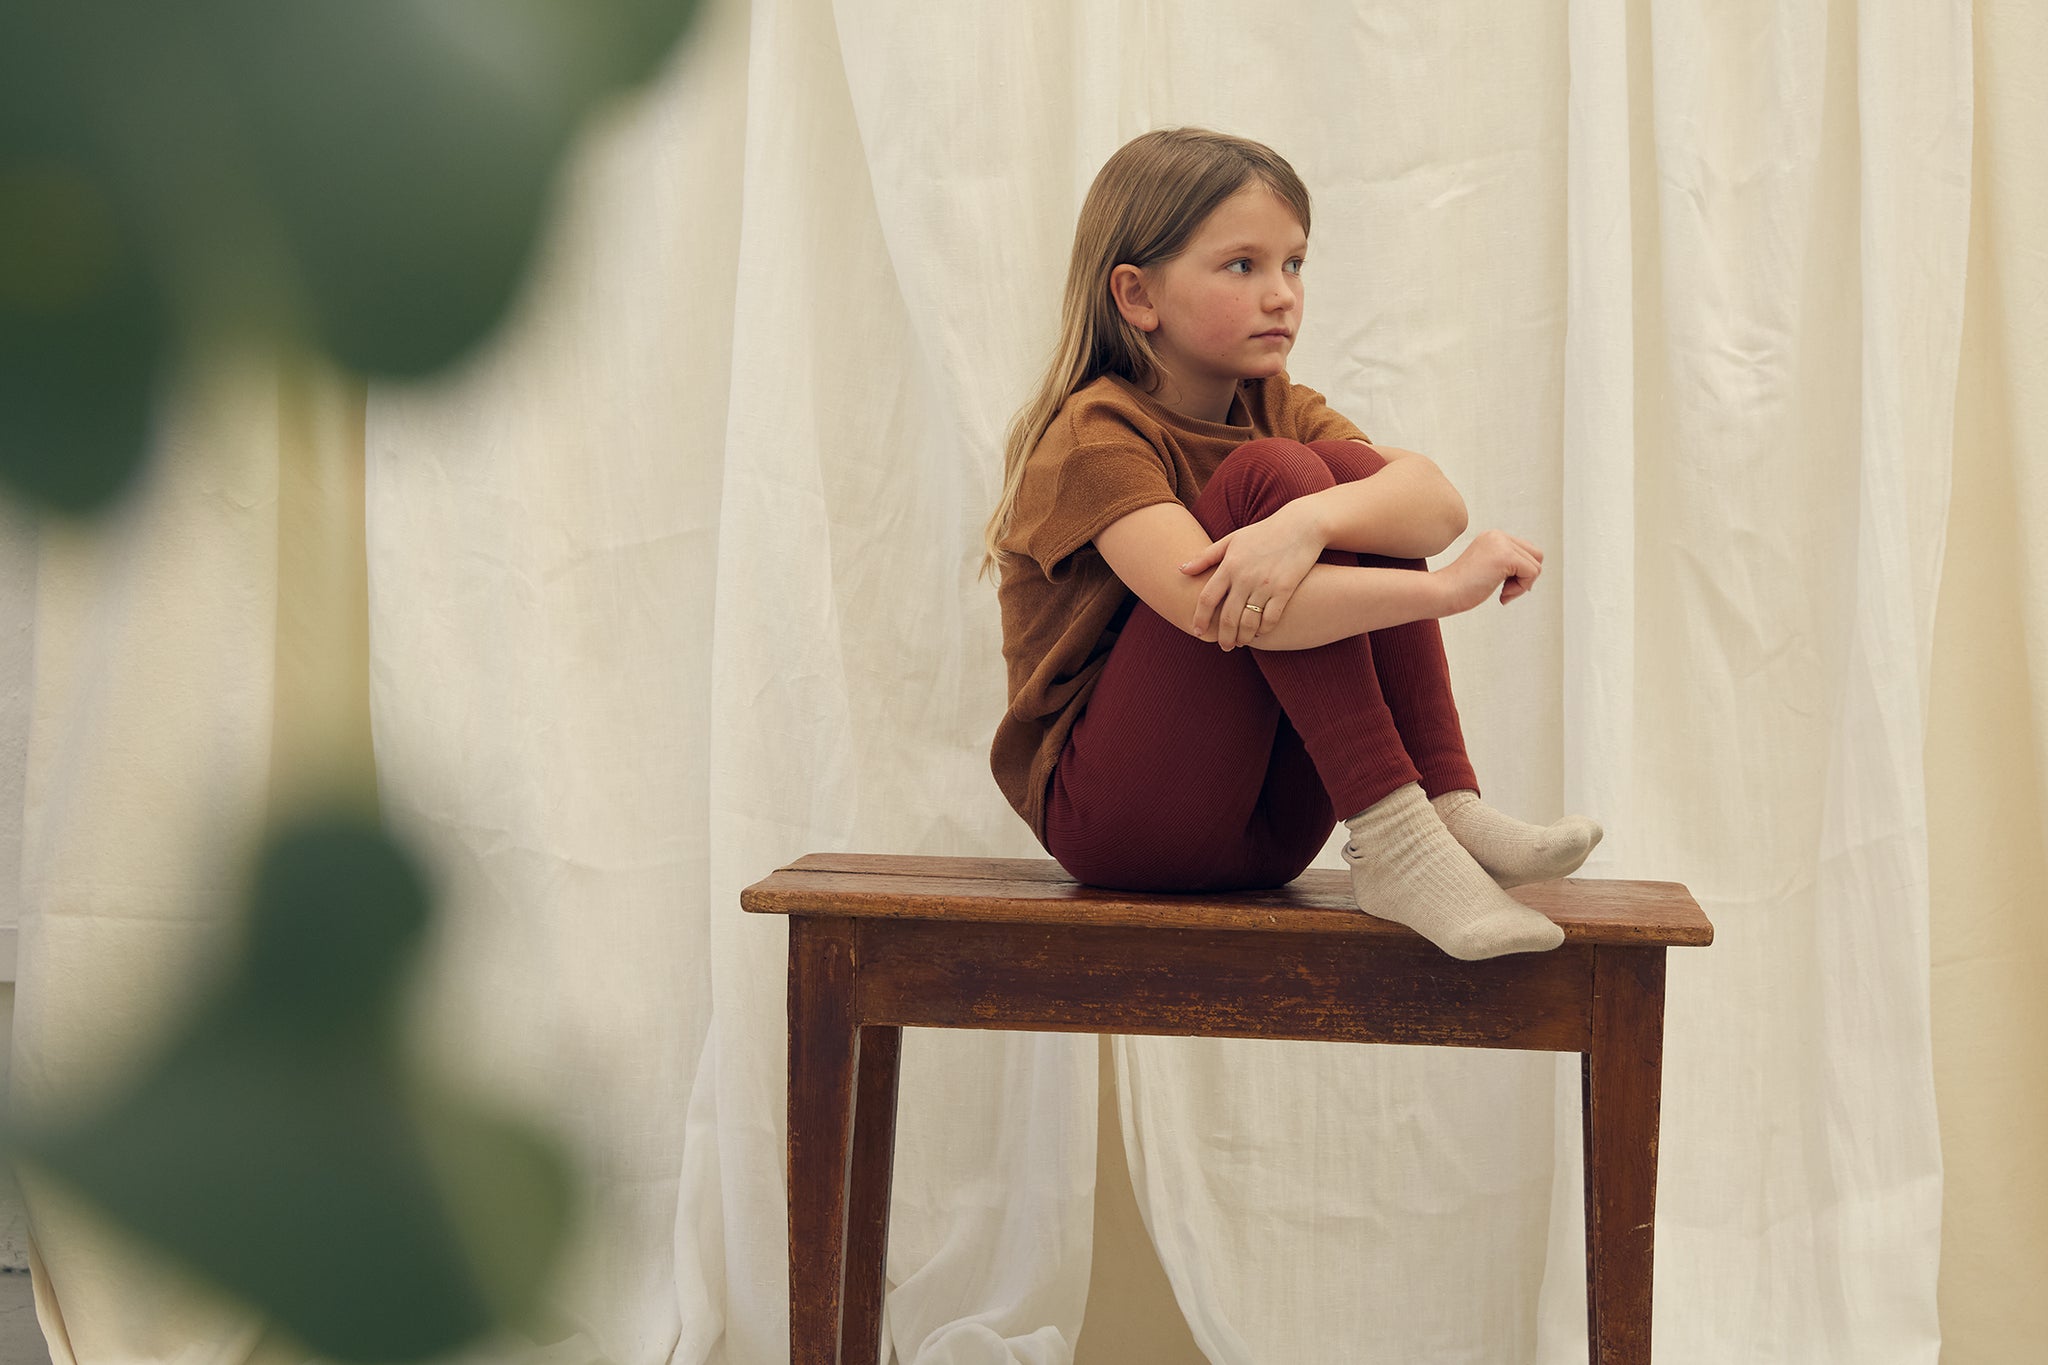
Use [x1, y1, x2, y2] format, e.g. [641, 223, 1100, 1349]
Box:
[1931, 3, 2048, 1358]
[12, 0, 2020, 1362]
[371, 0, 1966, 1360]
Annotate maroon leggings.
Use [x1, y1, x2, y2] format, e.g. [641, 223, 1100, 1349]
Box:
[1044, 438, 1480, 892]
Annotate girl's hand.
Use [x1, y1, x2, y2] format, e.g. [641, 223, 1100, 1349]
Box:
[1434, 530, 1544, 615]
[1181, 503, 1328, 649]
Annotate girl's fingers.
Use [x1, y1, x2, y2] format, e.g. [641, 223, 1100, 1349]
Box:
[1192, 578, 1225, 635]
[1222, 586, 1257, 649]
[1237, 589, 1280, 645]
[1219, 588, 1245, 648]
[1258, 589, 1289, 634]
[1499, 549, 1540, 603]
[1181, 540, 1225, 574]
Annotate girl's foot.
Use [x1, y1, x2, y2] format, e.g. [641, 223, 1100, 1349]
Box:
[1341, 783, 1565, 960]
[1430, 789, 1602, 888]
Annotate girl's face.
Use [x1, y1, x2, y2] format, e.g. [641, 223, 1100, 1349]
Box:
[1111, 183, 1306, 422]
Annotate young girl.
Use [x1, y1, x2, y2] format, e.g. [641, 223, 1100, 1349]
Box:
[984, 128, 1601, 961]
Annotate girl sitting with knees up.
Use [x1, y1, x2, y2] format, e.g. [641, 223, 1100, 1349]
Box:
[983, 126, 1600, 961]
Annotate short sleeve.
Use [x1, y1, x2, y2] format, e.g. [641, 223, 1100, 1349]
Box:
[1007, 439, 1178, 581]
[1285, 381, 1371, 446]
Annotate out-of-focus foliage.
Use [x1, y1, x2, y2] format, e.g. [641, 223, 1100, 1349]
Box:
[0, 2, 707, 1357]
[0, 0, 703, 513]
[10, 814, 577, 1362]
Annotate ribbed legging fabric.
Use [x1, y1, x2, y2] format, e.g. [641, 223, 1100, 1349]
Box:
[1044, 438, 1480, 892]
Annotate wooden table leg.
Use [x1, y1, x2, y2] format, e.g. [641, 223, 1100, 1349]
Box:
[841, 1024, 902, 1365]
[1582, 946, 1667, 1364]
[789, 917, 859, 1365]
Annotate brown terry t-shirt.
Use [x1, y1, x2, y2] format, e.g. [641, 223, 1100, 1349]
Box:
[990, 370, 1369, 843]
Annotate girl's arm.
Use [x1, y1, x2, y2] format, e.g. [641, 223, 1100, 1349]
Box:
[1095, 502, 1540, 652]
[1179, 444, 1466, 573]
[1292, 443, 1468, 560]
[1171, 443, 1467, 639]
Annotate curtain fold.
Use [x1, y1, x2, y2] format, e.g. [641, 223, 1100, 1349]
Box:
[1928, 0, 2048, 1358]
[1545, 3, 1966, 1359]
[376, 0, 1098, 1358]
[365, 3, 748, 1358]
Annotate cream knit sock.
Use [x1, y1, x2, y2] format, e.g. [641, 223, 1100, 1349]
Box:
[1430, 789, 1602, 888]
[1341, 783, 1565, 960]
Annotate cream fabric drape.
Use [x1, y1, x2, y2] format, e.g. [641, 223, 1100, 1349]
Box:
[12, 0, 2045, 1362]
[371, 0, 1968, 1361]
[1928, 0, 2048, 1359]
[371, 3, 1101, 1361]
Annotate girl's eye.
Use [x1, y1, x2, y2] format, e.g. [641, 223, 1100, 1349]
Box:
[1227, 258, 1305, 276]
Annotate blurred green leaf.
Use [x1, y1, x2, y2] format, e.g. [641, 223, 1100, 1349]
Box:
[9, 814, 575, 1362]
[0, 61, 170, 512]
[0, 0, 704, 513]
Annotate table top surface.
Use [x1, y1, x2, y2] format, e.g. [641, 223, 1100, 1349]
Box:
[743, 853, 1713, 947]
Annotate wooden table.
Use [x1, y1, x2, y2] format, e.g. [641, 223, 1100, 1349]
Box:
[744, 853, 1712, 1364]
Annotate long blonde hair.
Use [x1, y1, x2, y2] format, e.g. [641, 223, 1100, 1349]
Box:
[979, 128, 1312, 579]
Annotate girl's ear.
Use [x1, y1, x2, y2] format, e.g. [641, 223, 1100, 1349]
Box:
[1109, 264, 1158, 333]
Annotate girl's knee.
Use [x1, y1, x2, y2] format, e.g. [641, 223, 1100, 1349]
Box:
[1203, 438, 1335, 528]
[1217, 437, 1330, 486]
[1307, 437, 1388, 480]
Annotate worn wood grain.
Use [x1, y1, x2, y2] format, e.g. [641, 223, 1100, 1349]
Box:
[744, 857, 1711, 947]
[841, 1024, 900, 1365]
[1583, 946, 1666, 1365]
[854, 920, 1595, 1051]
[786, 917, 858, 1365]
